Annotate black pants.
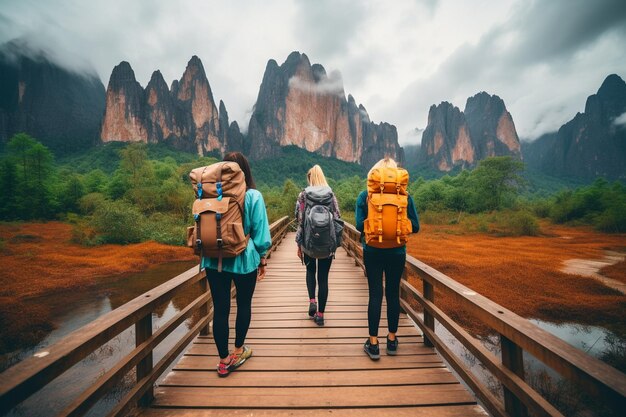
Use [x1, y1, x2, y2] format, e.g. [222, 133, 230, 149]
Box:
[304, 253, 332, 313]
[364, 250, 405, 337]
[206, 269, 257, 359]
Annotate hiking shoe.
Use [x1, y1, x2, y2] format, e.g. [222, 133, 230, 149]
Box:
[364, 339, 380, 360]
[217, 359, 233, 377]
[229, 345, 253, 370]
[387, 336, 398, 356]
[308, 302, 317, 318]
[313, 312, 324, 326]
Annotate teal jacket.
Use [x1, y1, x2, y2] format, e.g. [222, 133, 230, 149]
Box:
[355, 190, 420, 255]
[201, 189, 272, 274]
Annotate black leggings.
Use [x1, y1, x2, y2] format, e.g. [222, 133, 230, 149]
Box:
[304, 254, 332, 313]
[206, 269, 257, 359]
[364, 251, 406, 337]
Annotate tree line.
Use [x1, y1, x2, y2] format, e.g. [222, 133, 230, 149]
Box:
[0, 134, 624, 246]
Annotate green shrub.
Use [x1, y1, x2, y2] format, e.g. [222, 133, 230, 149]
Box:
[493, 210, 540, 236]
[79, 193, 108, 214]
[92, 201, 146, 244]
[527, 199, 552, 218]
[420, 209, 458, 225]
[145, 213, 188, 245]
[70, 216, 100, 246]
[595, 207, 626, 233]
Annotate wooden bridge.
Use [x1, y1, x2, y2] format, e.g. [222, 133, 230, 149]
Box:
[1, 216, 625, 417]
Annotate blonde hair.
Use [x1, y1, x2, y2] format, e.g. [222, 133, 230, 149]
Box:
[368, 157, 398, 176]
[307, 165, 328, 186]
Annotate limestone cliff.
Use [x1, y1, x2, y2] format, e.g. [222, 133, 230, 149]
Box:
[101, 56, 240, 155]
[0, 40, 105, 153]
[247, 52, 403, 165]
[464, 92, 521, 160]
[523, 74, 626, 179]
[419, 93, 521, 171]
[419, 102, 474, 171]
[101, 61, 148, 143]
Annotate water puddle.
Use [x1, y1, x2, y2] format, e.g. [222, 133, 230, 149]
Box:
[432, 317, 623, 416]
[561, 250, 626, 294]
[2, 260, 199, 417]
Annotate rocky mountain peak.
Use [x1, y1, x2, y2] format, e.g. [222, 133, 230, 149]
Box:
[108, 61, 140, 91]
[101, 55, 230, 155]
[247, 51, 403, 164]
[0, 40, 105, 152]
[597, 74, 626, 99]
[146, 70, 169, 100]
[419, 101, 473, 171]
[524, 73, 626, 179]
[420, 93, 520, 171]
[464, 92, 506, 117]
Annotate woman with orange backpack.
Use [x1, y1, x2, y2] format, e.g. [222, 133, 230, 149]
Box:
[295, 165, 342, 326]
[355, 157, 419, 360]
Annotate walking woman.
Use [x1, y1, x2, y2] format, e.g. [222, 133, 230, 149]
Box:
[201, 152, 271, 377]
[295, 165, 341, 326]
[356, 157, 419, 359]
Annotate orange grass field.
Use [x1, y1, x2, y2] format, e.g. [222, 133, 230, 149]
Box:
[0, 222, 196, 352]
[406, 222, 626, 332]
[0, 222, 195, 299]
[1, 221, 625, 352]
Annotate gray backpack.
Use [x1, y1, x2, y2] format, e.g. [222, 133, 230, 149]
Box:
[302, 186, 344, 259]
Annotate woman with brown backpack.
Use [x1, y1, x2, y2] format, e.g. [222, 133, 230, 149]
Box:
[191, 152, 271, 377]
[295, 165, 342, 326]
[355, 157, 419, 360]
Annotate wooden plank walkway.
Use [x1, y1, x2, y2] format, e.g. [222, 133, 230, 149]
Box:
[142, 233, 487, 417]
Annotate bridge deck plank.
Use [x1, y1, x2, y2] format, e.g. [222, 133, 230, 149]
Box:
[145, 232, 484, 416]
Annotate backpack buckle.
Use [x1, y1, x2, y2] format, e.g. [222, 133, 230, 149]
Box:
[216, 238, 223, 248]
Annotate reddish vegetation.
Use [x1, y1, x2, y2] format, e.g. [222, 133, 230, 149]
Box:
[406, 223, 626, 332]
[0, 222, 195, 298]
[601, 260, 626, 284]
[0, 222, 195, 353]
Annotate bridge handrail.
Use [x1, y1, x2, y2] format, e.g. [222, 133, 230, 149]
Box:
[0, 215, 292, 416]
[340, 221, 626, 417]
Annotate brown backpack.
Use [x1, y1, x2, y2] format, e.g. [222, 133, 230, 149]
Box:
[187, 161, 248, 271]
[364, 166, 412, 248]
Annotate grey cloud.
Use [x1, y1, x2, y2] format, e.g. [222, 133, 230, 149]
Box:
[506, 0, 626, 65]
[388, 0, 626, 144]
[288, 70, 345, 96]
[294, 0, 367, 61]
[614, 112, 626, 126]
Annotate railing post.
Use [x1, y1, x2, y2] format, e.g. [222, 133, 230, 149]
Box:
[199, 273, 210, 336]
[423, 280, 435, 347]
[501, 335, 528, 417]
[135, 313, 153, 406]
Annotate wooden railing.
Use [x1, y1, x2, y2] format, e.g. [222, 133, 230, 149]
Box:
[340, 221, 626, 417]
[0, 216, 292, 417]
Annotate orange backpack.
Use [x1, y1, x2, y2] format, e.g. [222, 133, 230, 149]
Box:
[187, 161, 249, 271]
[364, 167, 412, 248]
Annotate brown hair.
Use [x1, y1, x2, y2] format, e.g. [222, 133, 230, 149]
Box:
[223, 152, 256, 190]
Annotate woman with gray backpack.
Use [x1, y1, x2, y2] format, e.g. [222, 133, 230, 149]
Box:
[295, 165, 343, 326]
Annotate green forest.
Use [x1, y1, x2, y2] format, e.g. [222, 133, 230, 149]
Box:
[1, 133, 625, 246]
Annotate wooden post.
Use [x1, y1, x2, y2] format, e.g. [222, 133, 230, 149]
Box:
[135, 314, 153, 406]
[501, 335, 528, 417]
[399, 270, 407, 314]
[423, 280, 435, 347]
[199, 273, 210, 336]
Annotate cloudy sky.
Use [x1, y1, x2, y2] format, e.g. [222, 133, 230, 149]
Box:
[1, 0, 625, 145]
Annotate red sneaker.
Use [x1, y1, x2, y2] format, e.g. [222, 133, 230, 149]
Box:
[217, 358, 233, 377]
